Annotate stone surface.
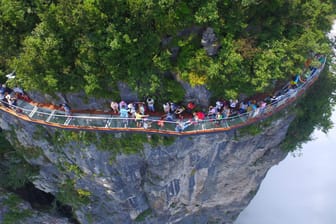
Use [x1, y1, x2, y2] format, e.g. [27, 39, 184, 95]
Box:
[201, 27, 221, 56]
[178, 80, 212, 107]
[0, 105, 294, 224]
[27, 90, 111, 110]
[26, 81, 139, 111]
[0, 188, 70, 224]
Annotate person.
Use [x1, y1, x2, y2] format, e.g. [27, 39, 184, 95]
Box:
[221, 105, 230, 118]
[163, 102, 170, 113]
[119, 101, 127, 110]
[138, 102, 145, 115]
[247, 100, 257, 116]
[120, 105, 128, 118]
[175, 119, 193, 132]
[170, 102, 177, 113]
[265, 94, 277, 104]
[186, 102, 196, 114]
[290, 74, 305, 88]
[110, 101, 119, 114]
[196, 111, 205, 120]
[135, 110, 149, 128]
[249, 100, 257, 109]
[157, 116, 165, 129]
[128, 103, 136, 118]
[258, 100, 267, 114]
[193, 111, 205, 129]
[215, 100, 224, 111]
[207, 106, 216, 119]
[229, 99, 238, 109]
[175, 121, 183, 132]
[60, 103, 72, 116]
[165, 112, 174, 121]
[239, 101, 248, 114]
[285, 85, 297, 97]
[215, 112, 223, 126]
[9, 96, 18, 110]
[119, 105, 129, 127]
[4, 93, 10, 106]
[175, 106, 185, 116]
[193, 112, 199, 123]
[146, 97, 155, 112]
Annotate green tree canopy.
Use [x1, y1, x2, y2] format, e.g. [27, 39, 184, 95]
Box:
[0, 0, 334, 102]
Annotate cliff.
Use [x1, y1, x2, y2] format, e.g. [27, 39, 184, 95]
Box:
[0, 187, 69, 224]
[0, 109, 293, 224]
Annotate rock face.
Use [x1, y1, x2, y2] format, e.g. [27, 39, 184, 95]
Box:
[26, 81, 140, 111]
[201, 28, 221, 56]
[177, 79, 212, 107]
[0, 108, 293, 224]
[0, 188, 70, 224]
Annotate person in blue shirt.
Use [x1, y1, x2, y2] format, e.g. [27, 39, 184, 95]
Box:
[290, 74, 305, 88]
[119, 105, 129, 127]
[60, 103, 71, 116]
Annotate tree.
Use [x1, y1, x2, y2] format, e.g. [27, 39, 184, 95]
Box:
[0, 0, 334, 105]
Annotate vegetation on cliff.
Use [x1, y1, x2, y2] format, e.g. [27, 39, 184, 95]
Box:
[0, 132, 38, 189]
[281, 64, 336, 151]
[0, 0, 335, 103]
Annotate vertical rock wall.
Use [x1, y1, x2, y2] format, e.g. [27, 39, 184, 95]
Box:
[0, 110, 293, 224]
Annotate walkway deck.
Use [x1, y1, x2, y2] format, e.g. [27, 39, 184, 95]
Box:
[0, 57, 327, 136]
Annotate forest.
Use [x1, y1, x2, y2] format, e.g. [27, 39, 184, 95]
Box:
[0, 0, 335, 103]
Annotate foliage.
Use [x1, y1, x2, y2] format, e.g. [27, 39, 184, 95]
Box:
[50, 129, 175, 157]
[0, 0, 333, 104]
[53, 130, 97, 146]
[149, 134, 176, 146]
[237, 105, 295, 137]
[281, 65, 336, 151]
[63, 162, 84, 177]
[0, 132, 39, 189]
[56, 179, 91, 208]
[2, 194, 32, 224]
[100, 133, 145, 154]
[2, 209, 32, 224]
[237, 122, 264, 136]
[134, 208, 152, 222]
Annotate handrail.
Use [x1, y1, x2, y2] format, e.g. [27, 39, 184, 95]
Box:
[0, 56, 327, 136]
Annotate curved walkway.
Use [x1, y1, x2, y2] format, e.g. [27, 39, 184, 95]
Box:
[0, 57, 327, 136]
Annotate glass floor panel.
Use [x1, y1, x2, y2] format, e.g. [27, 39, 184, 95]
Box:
[68, 114, 110, 127]
[15, 100, 35, 116]
[31, 107, 53, 121]
[48, 111, 68, 124]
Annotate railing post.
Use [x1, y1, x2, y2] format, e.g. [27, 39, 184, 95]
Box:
[46, 110, 56, 122]
[29, 106, 38, 118]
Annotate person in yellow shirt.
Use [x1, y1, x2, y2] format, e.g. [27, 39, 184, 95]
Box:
[135, 111, 149, 128]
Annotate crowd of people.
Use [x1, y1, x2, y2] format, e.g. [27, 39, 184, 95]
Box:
[107, 54, 324, 132]
[0, 54, 324, 133]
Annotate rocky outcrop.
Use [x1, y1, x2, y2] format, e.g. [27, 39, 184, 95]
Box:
[175, 79, 212, 107]
[201, 28, 221, 56]
[27, 90, 111, 110]
[26, 81, 139, 111]
[0, 107, 293, 223]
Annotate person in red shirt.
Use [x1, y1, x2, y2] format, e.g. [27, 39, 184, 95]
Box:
[186, 102, 196, 114]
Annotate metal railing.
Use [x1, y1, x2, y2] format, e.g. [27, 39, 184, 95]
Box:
[0, 56, 326, 135]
